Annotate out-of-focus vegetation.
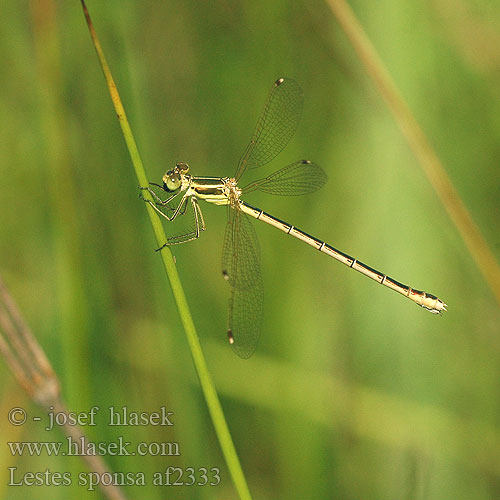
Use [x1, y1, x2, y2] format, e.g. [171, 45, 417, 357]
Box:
[1, 1, 499, 499]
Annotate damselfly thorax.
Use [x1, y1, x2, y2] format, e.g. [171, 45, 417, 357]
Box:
[191, 176, 242, 206]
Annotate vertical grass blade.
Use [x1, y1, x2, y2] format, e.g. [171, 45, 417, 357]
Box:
[79, 2, 252, 499]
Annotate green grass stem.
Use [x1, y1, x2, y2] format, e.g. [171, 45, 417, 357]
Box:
[80, 2, 252, 499]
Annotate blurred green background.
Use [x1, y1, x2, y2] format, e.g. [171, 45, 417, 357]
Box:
[1, 1, 499, 499]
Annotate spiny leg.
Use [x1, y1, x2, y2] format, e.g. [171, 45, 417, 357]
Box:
[143, 191, 190, 223]
[155, 197, 206, 251]
[139, 184, 182, 207]
[194, 197, 206, 232]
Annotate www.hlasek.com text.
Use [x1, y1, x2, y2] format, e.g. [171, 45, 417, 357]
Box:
[8, 435, 180, 457]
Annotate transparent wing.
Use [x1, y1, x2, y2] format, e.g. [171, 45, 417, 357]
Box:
[221, 207, 263, 359]
[227, 280, 263, 359]
[241, 160, 327, 196]
[222, 207, 261, 290]
[234, 78, 304, 182]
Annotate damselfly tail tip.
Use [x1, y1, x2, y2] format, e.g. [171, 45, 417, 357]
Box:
[417, 291, 447, 314]
[423, 296, 447, 314]
[227, 329, 234, 344]
[435, 297, 447, 314]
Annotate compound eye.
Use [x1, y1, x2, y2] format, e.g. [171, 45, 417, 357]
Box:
[176, 162, 189, 173]
[163, 172, 181, 191]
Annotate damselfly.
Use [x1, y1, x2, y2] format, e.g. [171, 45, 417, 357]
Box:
[141, 78, 447, 358]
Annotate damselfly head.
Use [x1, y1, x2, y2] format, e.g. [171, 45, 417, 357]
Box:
[162, 162, 190, 192]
